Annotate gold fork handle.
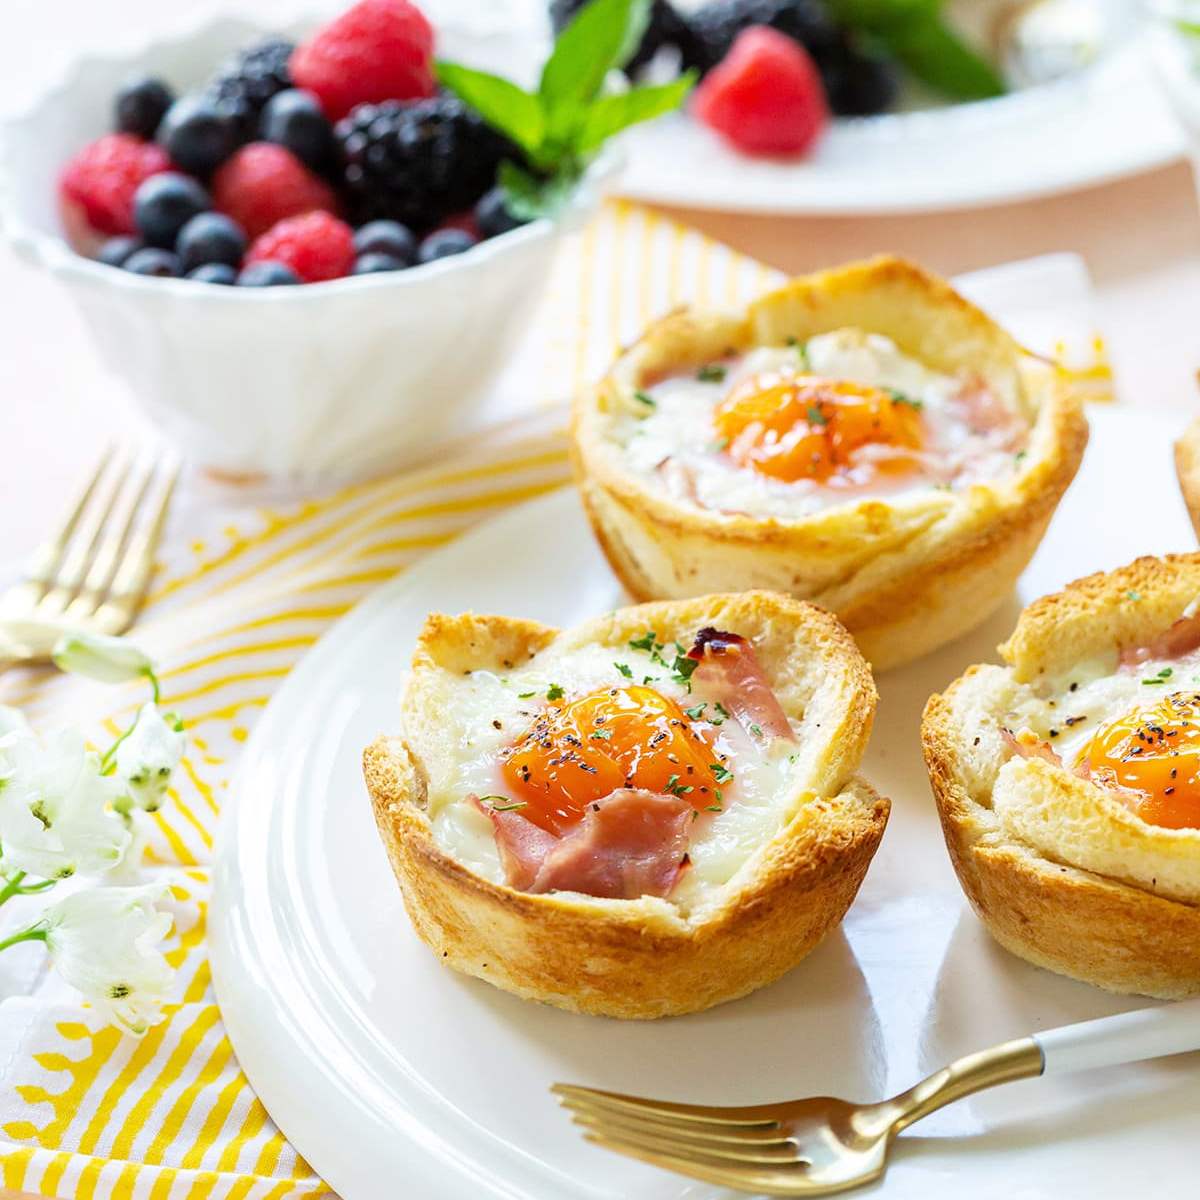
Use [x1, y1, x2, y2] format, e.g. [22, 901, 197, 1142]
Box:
[864, 1037, 1044, 1138]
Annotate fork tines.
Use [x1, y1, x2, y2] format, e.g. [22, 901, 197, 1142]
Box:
[2, 447, 180, 643]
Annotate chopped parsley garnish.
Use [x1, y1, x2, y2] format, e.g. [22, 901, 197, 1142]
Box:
[710, 763, 734, 784]
[628, 630, 658, 652]
[671, 654, 698, 690]
[614, 661, 633, 678]
[517, 691, 536, 698]
[1143, 667, 1174, 685]
[480, 796, 525, 812]
[749, 723, 764, 737]
[697, 364, 727, 383]
[643, 674, 655, 685]
[665, 774, 693, 797]
[1014, 450, 1028, 464]
[705, 803, 723, 813]
[589, 728, 613, 740]
[1127, 590, 1142, 602]
[887, 389, 923, 410]
[786, 335, 811, 370]
[712, 701, 730, 726]
[684, 702, 707, 720]
[806, 404, 828, 426]
[546, 683, 565, 700]
[634, 390, 656, 408]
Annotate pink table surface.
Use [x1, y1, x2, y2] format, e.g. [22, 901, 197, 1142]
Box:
[3, 0, 1200, 562]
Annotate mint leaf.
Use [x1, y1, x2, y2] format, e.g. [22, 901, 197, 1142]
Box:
[498, 159, 580, 220]
[539, 0, 651, 126]
[576, 74, 696, 154]
[435, 62, 546, 160]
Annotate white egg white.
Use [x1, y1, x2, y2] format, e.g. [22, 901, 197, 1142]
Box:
[612, 329, 1026, 518]
[421, 639, 804, 914]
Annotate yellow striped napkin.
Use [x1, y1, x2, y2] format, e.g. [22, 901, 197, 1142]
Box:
[0, 201, 1111, 1200]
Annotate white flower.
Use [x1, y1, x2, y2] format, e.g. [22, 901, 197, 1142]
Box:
[0, 706, 28, 737]
[0, 728, 130, 879]
[115, 705, 185, 813]
[40, 883, 173, 1035]
[52, 631, 154, 684]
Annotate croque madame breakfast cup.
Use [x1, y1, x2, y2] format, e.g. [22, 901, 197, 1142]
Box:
[0, 14, 610, 483]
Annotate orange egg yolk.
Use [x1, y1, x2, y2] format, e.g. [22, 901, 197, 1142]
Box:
[1077, 692, 1200, 829]
[500, 686, 730, 835]
[713, 372, 924, 484]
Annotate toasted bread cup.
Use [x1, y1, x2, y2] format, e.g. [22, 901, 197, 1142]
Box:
[364, 591, 888, 1018]
[923, 554, 1200, 998]
[1175, 415, 1200, 540]
[570, 256, 1089, 671]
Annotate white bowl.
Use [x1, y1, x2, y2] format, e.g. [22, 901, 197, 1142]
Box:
[0, 14, 607, 482]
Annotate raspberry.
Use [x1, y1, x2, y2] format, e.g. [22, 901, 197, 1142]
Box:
[291, 0, 435, 121]
[211, 142, 338, 240]
[245, 211, 355, 283]
[58, 134, 172, 236]
[692, 26, 828, 156]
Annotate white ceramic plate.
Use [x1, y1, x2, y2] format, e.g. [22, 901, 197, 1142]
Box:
[616, 36, 1184, 214]
[211, 405, 1200, 1200]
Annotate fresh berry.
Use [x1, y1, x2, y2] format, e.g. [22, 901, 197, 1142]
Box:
[416, 227, 476, 264]
[124, 247, 180, 276]
[211, 142, 338, 239]
[158, 95, 238, 176]
[134, 172, 210, 247]
[352, 219, 415, 263]
[260, 89, 336, 172]
[205, 37, 296, 140]
[176, 212, 246, 272]
[549, 0, 702, 74]
[187, 262, 238, 284]
[245, 211, 355, 282]
[353, 251, 406, 274]
[335, 96, 512, 229]
[59, 133, 172, 236]
[237, 260, 300, 286]
[115, 76, 174, 139]
[475, 187, 527, 239]
[291, 0, 435, 121]
[687, 0, 839, 71]
[692, 26, 828, 156]
[819, 43, 899, 116]
[97, 235, 144, 267]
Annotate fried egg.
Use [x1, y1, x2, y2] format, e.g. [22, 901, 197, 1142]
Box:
[415, 634, 802, 913]
[614, 329, 1028, 518]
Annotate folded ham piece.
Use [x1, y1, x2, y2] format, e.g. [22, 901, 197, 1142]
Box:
[687, 627, 795, 742]
[475, 789, 693, 899]
[1119, 609, 1200, 667]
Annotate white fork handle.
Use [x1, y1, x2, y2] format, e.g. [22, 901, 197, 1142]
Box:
[1035, 998, 1200, 1075]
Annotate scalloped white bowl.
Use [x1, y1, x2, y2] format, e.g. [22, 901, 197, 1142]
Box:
[0, 14, 604, 482]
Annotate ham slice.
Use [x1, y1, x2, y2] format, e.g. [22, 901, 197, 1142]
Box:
[686, 628, 795, 742]
[475, 789, 693, 900]
[1118, 610, 1200, 668]
[1000, 727, 1063, 766]
[952, 378, 1026, 453]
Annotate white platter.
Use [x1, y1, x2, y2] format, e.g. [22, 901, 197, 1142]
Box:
[616, 38, 1184, 214]
[211, 405, 1200, 1200]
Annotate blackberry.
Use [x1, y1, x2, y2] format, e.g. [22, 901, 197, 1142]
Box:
[548, 0, 703, 74]
[205, 37, 296, 141]
[820, 40, 899, 116]
[335, 96, 515, 230]
[687, 0, 840, 72]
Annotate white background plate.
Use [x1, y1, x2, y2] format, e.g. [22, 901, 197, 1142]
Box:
[616, 38, 1185, 214]
[211, 405, 1200, 1200]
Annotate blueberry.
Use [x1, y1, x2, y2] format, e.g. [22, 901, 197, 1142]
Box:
[123, 248, 180, 277]
[416, 228, 476, 264]
[115, 75, 174, 139]
[97, 236, 144, 268]
[260, 89, 335, 172]
[352, 220, 415, 265]
[187, 262, 238, 285]
[474, 187, 527, 239]
[237, 260, 300, 286]
[352, 252, 406, 275]
[176, 212, 246, 272]
[158, 94, 237, 176]
[134, 172, 210, 248]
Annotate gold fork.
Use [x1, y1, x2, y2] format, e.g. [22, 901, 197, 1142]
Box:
[0, 448, 179, 666]
[555, 998, 1200, 1196]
